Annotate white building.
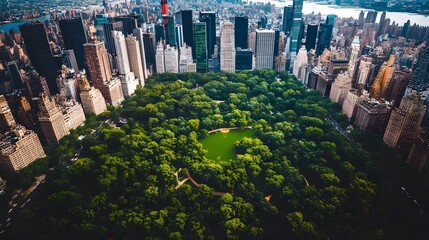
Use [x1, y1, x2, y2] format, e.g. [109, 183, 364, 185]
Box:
[330, 71, 352, 105]
[126, 34, 145, 87]
[293, 46, 308, 84]
[342, 89, 369, 119]
[220, 21, 236, 73]
[164, 45, 179, 73]
[175, 25, 184, 48]
[112, 31, 138, 96]
[155, 42, 165, 74]
[56, 66, 80, 101]
[255, 29, 275, 69]
[133, 28, 149, 80]
[60, 99, 86, 131]
[348, 36, 360, 77]
[78, 74, 107, 115]
[179, 44, 196, 73]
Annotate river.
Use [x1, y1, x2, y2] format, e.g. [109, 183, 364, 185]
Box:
[0, 16, 51, 33]
[248, 0, 429, 26]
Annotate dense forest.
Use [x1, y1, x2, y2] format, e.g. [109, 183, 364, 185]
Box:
[8, 70, 429, 239]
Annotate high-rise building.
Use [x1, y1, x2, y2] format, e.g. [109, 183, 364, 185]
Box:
[385, 69, 412, 107]
[199, 12, 216, 58]
[175, 25, 184, 48]
[62, 49, 79, 73]
[289, 0, 303, 66]
[315, 23, 333, 56]
[293, 46, 308, 84]
[358, 11, 365, 28]
[235, 16, 248, 49]
[220, 21, 236, 73]
[83, 38, 124, 106]
[348, 36, 360, 78]
[59, 98, 86, 131]
[23, 68, 51, 99]
[19, 22, 59, 94]
[133, 28, 149, 80]
[155, 42, 165, 74]
[370, 54, 395, 100]
[179, 44, 196, 73]
[38, 93, 69, 144]
[77, 74, 107, 115]
[59, 18, 88, 70]
[305, 24, 318, 52]
[0, 95, 16, 132]
[0, 125, 45, 172]
[342, 89, 370, 119]
[95, 14, 109, 42]
[408, 46, 429, 92]
[248, 31, 256, 53]
[377, 11, 387, 36]
[175, 10, 194, 53]
[407, 135, 429, 173]
[329, 71, 352, 105]
[282, 6, 293, 33]
[383, 92, 426, 148]
[103, 21, 124, 55]
[356, 55, 373, 88]
[255, 29, 275, 70]
[365, 11, 378, 24]
[5, 61, 24, 89]
[164, 45, 179, 73]
[355, 100, 390, 133]
[112, 31, 137, 97]
[401, 20, 411, 37]
[112, 16, 137, 36]
[155, 24, 165, 43]
[236, 48, 253, 72]
[142, 31, 156, 74]
[126, 35, 145, 87]
[326, 14, 336, 25]
[56, 66, 80, 101]
[193, 22, 208, 72]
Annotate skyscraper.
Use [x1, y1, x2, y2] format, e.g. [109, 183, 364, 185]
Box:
[142, 31, 156, 73]
[83, 38, 124, 106]
[315, 23, 333, 56]
[19, 22, 59, 94]
[164, 45, 179, 73]
[220, 21, 236, 73]
[293, 46, 308, 84]
[38, 92, 69, 144]
[282, 6, 293, 33]
[0, 95, 16, 132]
[255, 29, 275, 70]
[355, 100, 390, 133]
[132, 28, 149, 81]
[179, 44, 196, 73]
[59, 18, 88, 70]
[103, 21, 123, 55]
[112, 31, 137, 97]
[175, 10, 194, 54]
[348, 36, 360, 78]
[193, 22, 208, 72]
[305, 24, 318, 52]
[199, 12, 216, 58]
[175, 25, 184, 48]
[329, 71, 352, 105]
[155, 42, 165, 74]
[383, 92, 426, 148]
[126, 35, 145, 87]
[408, 46, 429, 92]
[370, 54, 395, 100]
[5, 61, 24, 89]
[326, 14, 336, 25]
[235, 48, 253, 72]
[167, 16, 176, 46]
[365, 11, 378, 24]
[235, 16, 248, 49]
[289, 0, 303, 65]
[77, 74, 107, 115]
[112, 16, 138, 36]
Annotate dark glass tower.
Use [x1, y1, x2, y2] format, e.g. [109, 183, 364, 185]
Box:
[409, 46, 429, 92]
[289, 0, 303, 65]
[6, 61, 24, 89]
[59, 18, 88, 71]
[401, 20, 411, 37]
[143, 32, 156, 72]
[236, 48, 253, 71]
[175, 10, 194, 54]
[315, 23, 333, 56]
[306, 24, 318, 51]
[112, 16, 137, 35]
[155, 24, 165, 43]
[199, 12, 216, 57]
[19, 22, 59, 94]
[167, 16, 176, 46]
[193, 22, 208, 72]
[326, 14, 336, 25]
[103, 21, 123, 55]
[282, 6, 293, 33]
[235, 16, 248, 49]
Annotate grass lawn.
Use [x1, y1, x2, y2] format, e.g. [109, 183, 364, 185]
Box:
[200, 129, 255, 162]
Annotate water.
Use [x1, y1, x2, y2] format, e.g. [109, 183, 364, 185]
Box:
[248, 0, 429, 26]
[0, 15, 51, 33]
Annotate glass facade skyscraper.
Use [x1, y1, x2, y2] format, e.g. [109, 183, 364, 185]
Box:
[289, 0, 303, 68]
[193, 22, 208, 72]
[59, 18, 88, 71]
[282, 6, 293, 33]
[235, 16, 248, 49]
[316, 23, 333, 56]
[199, 12, 216, 58]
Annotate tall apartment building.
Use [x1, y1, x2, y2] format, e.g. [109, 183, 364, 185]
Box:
[342, 89, 370, 119]
[383, 92, 426, 148]
[56, 66, 80, 101]
[0, 126, 45, 172]
[155, 42, 165, 74]
[220, 21, 236, 73]
[164, 45, 179, 73]
[179, 44, 196, 73]
[370, 54, 396, 100]
[355, 100, 390, 133]
[348, 36, 360, 78]
[293, 46, 308, 84]
[0, 95, 16, 132]
[133, 28, 149, 80]
[255, 29, 275, 70]
[125, 35, 145, 87]
[38, 93, 69, 144]
[330, 71, 352, 105]
[78, 74, 107, 115]
[59, 99, 86, 131]
[83, 38, 124, 106]
[112, 31, 138, 97]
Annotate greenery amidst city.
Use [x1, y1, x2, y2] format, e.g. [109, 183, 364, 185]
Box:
[6, 70, 429, 239]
